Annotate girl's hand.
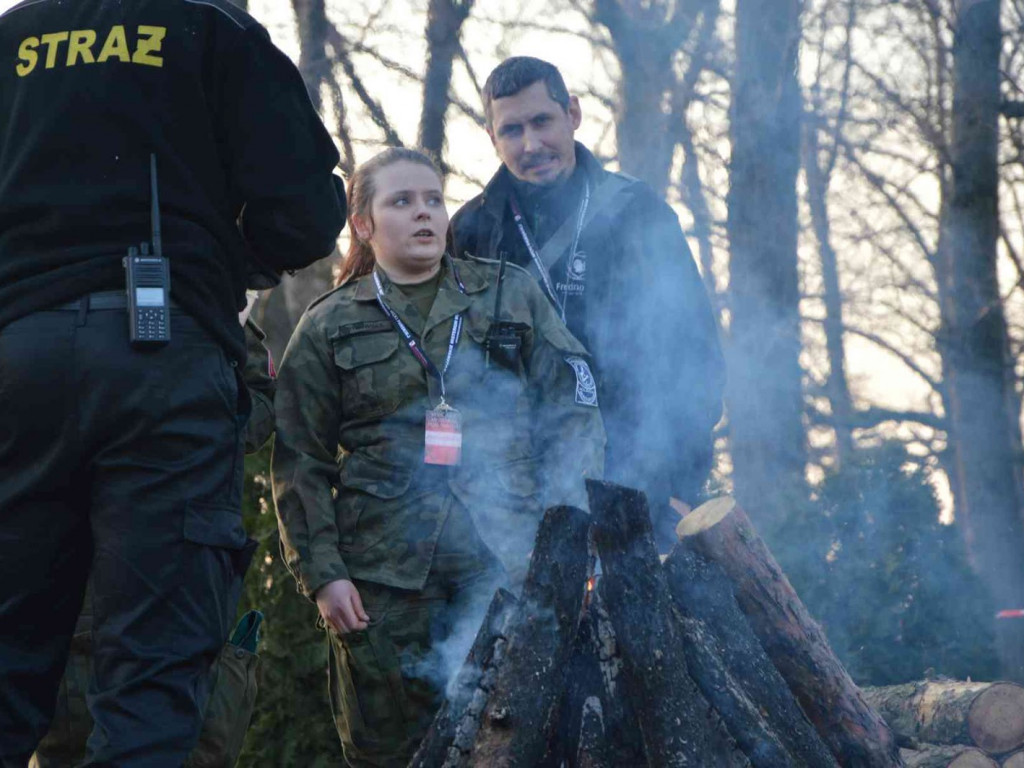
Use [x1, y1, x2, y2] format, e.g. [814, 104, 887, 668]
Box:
[315, 579, 370, 634]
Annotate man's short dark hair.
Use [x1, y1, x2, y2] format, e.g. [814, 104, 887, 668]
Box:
[482, 57, 571, 127]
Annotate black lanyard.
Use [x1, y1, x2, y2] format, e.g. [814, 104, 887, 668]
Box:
[508, 180, 590, 320]
[372, 262, 465, 401]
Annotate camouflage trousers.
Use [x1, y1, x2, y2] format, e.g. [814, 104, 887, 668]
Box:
[328, 502, 506, 768]
[30, 588, 260, 768]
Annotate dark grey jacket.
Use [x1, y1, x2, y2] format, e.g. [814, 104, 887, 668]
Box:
[452, 143, 724, 536]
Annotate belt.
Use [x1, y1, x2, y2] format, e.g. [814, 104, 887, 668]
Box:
[51, 291, 178, 311]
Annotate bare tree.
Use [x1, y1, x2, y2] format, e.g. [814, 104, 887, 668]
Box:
[420, 0, 475, 164]
[725, 0, 806, 528]
[938, 0, 1024, 681]
[591, 0, 720, 196]
[802, 0, 858, 468]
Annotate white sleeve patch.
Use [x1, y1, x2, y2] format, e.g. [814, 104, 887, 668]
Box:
[564, 356, 598, 407]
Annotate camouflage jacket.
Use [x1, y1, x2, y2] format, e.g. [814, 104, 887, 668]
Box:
[272, 257, 605, 596]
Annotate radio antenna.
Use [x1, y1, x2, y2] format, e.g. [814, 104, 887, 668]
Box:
[150, 153, 162, 258]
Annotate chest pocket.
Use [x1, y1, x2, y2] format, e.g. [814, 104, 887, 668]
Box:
[331, 321, 402, 420]
[464, 317, 529, 412]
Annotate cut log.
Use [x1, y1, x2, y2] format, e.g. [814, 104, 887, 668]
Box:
[562, 588, 645, 768]
[467, 506, 592, 767]
[410, 587, 519, 768]
[676, 496, 902, 767]
[573, 696, 611, 768]
[587, 480, 751, 768]
[862, 681, 1024, 755]
[899, 745, 998, 768]
[1003, 750, 1024, 768]
[674, 611, 794, 765]
[664, 543, 838, 768]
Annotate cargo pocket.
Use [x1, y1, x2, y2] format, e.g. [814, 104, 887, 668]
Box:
[336, 452, 413, 553]
[328, 627, 411, 761]
[331, 323, 402, 420]
[182, 501, 257, 589]
[185, 637, 260, 768]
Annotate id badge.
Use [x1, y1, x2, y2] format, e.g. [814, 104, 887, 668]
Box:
[425, 404, 462, 465]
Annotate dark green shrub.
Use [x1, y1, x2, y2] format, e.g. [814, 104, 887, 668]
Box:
[235, 442, 341, 766]
[768, 442, 998, 685]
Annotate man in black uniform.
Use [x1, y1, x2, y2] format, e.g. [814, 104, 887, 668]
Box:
[451, 57, 725, 544]
[0, 1, 345, 765]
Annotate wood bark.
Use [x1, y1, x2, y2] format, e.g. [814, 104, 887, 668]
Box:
[899, 745, 998, 768]
[675, 612, 795, 766]
[862, 682, 1024, 756]
[1003, 750, 1024, 768]
[561, 589, 645, 768]
[664, 539, 838, 767]
[676, 496, 902, 767]
[587, 480, 750, 768]
[410, 588, 518, 768]
[935, 0, 1024, 682]
[573, 696, 610, 768]
[467, 506, 591, 767]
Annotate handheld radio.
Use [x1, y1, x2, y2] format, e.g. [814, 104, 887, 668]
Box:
[124, 154, 171, 348]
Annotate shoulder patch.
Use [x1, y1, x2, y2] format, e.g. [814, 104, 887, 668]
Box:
[564, 356, 598, 407]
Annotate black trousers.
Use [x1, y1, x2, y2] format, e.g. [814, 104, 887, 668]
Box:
[0, 301, 253, 767]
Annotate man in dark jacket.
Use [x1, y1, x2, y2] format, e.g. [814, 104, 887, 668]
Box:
[451, 56, 725, 546]
[0, 1, 345, 765]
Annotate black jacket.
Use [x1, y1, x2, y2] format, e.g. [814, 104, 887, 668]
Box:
[0, 0, 345, 362]
[452, 143, 725, 519]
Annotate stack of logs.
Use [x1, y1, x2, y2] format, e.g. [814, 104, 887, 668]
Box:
[409, 480, 1009, 767]
[864, 681, 1024, 767]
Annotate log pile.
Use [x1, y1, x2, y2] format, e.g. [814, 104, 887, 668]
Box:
[412, 482, 911, 767]
[862, 681, 1024, 768]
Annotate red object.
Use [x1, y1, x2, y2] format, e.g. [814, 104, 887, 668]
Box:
[997, 609, 1024, 619]
[425, 408, 462, 466]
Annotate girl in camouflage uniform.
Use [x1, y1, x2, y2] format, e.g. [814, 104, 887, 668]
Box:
[271, 148, 604, 767]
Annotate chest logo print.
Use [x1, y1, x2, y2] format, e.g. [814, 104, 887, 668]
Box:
[16, 25, 166, 77]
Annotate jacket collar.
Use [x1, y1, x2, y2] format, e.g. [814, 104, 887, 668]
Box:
[352, 256, 489, 335]
[479, 141, 606, 223]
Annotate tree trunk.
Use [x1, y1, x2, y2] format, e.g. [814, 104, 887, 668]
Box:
[900, 745, 998, 768]
[594, 0, 718, 197]
[468, 506, 591, 767]
[803, 108, 855, 465]
[862, 682, 1024, 756]
[676, 497, 902, 767]
[725, 0, 807, 530]
[587, 480, 750, 768]
[593, 0, 677, 195]
[664, 542, 838, 767]
[282, 0, 339, 330]
[411, 588, 519, 768]
[935, 0, 1024, 683]
[419, 0, 474, 164]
